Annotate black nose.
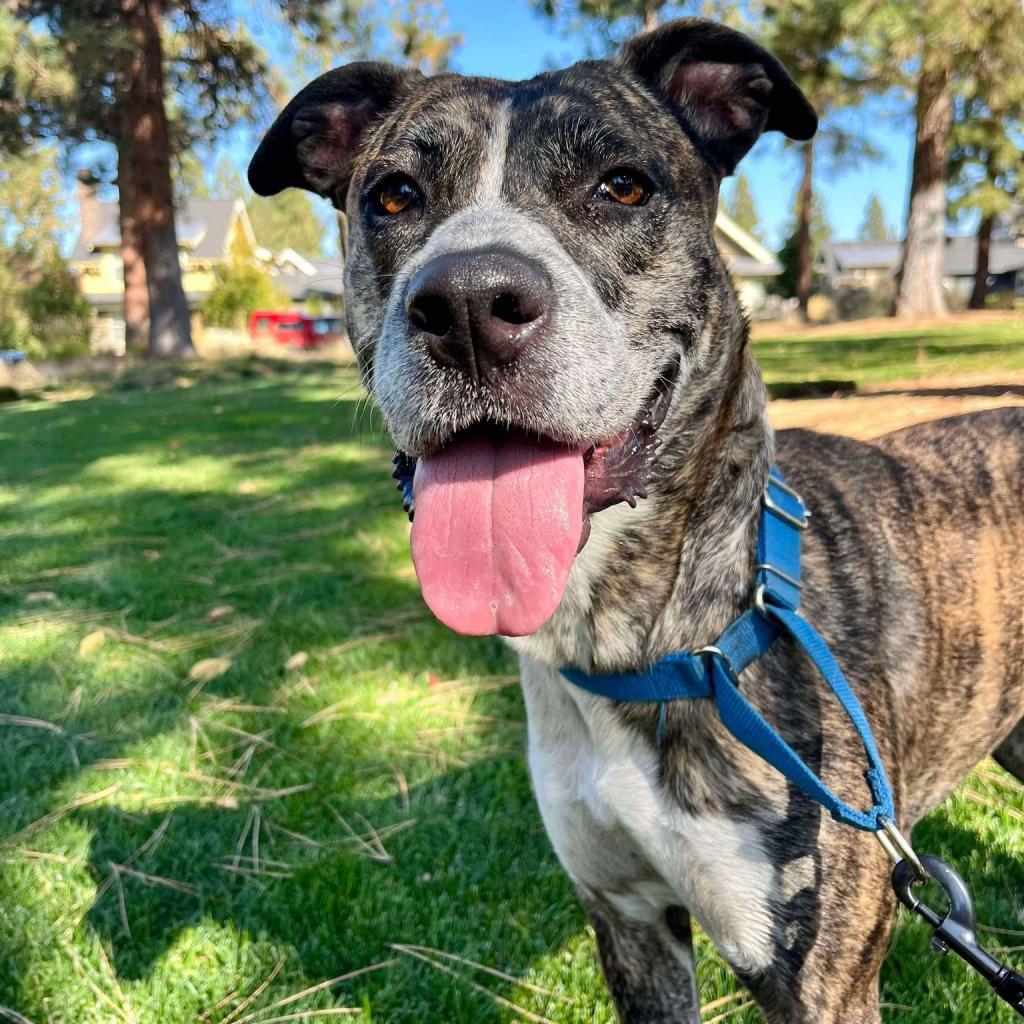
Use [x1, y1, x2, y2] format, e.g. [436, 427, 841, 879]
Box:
[406, 248, 553, 381]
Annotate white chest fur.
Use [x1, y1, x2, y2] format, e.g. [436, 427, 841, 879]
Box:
[519, 657, 778, 974]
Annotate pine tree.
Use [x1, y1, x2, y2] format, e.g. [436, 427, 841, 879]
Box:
[532, 1, 745, 52]
[248, 193, 329, 258]
[10, 1, 459, 356]
[859, 0, 1022, 317]
[761, 0, 880, 320]
[858, 193, 894, 241]
[722, 173, 760, 236]
[946, 6, 1023, 309]
[770, 191, 833, 301]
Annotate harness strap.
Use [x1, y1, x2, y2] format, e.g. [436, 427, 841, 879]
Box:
[560, 467, 895, 833]
[711, 603, 894, 831]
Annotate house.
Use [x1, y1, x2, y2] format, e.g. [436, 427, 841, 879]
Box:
[819, 234, 1024, 300]
[713, 210, 783, 315]
[70, 175, 344, 352]
[942, 234, 1024, 300]
[257, 247, 345, 309]
[818, 241, 902, 290]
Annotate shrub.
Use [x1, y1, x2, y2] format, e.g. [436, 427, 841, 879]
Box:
[984, 289, 1018, 311]
[0, 259, 92, 361]
[202, 264, 288, 329]
[21, 259, 93, 359]
[833, 282, 895, 321]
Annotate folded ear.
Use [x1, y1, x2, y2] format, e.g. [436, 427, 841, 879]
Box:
[248, 62, 422, 199]
[618, 18, 817, 176]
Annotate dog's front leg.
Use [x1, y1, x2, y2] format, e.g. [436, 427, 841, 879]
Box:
[581, 888, 701, 1024]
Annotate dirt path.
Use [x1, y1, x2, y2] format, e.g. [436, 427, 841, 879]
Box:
[769, 371, 1024, 440]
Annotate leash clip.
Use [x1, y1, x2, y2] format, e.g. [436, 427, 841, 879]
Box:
[892, 853, 1024, 1016]
[875, 815, 927, 881]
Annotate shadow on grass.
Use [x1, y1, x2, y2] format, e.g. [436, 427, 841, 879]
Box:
[0, 363, 592, 1022]
[868, 383, 1024, 400]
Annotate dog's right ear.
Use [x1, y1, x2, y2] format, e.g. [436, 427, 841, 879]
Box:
[248, 62, 422, 200]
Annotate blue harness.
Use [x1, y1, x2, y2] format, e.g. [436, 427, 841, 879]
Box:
[561, 468, 895, 833]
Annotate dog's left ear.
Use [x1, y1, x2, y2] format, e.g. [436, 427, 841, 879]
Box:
[618, 18, 817, 175]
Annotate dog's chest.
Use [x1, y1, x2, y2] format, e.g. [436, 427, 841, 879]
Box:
[520, 657, 779, 972]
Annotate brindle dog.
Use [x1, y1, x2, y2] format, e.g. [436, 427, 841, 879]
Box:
[249, 19, 1024, 1023]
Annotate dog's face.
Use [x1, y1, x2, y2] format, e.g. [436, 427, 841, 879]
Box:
[250, 19, 815, 638]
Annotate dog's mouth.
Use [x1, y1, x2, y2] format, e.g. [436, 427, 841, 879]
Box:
[392, 357, 679, 637]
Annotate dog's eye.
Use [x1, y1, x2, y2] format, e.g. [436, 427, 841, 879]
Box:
[373, 175, 420, 215]
[597, 170, 651, 207]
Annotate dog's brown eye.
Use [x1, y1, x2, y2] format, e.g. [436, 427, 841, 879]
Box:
[597, 171, 650, 206]
[373, 175, 419, 215]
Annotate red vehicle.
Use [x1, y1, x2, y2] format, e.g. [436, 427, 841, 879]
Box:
[247, 310, 343, 349]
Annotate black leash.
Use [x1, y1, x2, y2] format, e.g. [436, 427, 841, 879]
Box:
[889, 848, 1024, 1015]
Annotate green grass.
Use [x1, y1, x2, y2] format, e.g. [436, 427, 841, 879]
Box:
[753, 317, 1024, 387]
[0, 351, 1022, 1023]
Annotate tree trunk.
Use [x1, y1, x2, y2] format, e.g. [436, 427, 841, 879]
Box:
[894, 57, 953, 319]
[795, 140, 814, 321]
[123, 0, 193, 358]
[116, 138, 149, 353]
[642, 1, 659, 31]
[969, 213, 994, 311]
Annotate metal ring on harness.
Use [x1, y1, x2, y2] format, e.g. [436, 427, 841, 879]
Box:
[694, 644, 741, 686]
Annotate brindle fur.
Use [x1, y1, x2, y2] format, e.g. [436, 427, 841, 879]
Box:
[250, 19, 1024, 1022]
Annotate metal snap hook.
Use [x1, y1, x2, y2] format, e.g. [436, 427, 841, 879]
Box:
[891, 853, 1024, 1015]
[875, 815, 927, 882]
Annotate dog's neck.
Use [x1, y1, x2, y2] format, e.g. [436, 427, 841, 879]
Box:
[511, 308, 772, 672]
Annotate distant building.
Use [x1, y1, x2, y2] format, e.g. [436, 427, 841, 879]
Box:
[819, 235, 1024, 300]
[255, 247, 345, 309]
[713, 210, 782, 315]
[70, 176, 343, 352]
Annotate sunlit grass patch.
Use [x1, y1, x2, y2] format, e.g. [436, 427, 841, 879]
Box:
[754, 317, 1024, 387]
[0, 357, 1022, 1022]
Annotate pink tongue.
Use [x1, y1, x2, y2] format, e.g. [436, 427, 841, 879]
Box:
[411, 433, 584, 636]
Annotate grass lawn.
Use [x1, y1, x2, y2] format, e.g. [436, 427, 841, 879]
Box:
[1, 342, 1023, 1023]
[753, 315, 1024, 387]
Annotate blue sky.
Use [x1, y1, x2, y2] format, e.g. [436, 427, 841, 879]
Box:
[438, 0, 913, 248]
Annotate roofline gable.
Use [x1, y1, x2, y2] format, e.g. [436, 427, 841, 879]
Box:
[714, 209, 776, 265]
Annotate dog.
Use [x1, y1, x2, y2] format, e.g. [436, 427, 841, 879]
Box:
[249, 19, 1024, 1022]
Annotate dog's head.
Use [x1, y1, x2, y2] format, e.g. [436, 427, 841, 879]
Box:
[249, 19, 815, 639]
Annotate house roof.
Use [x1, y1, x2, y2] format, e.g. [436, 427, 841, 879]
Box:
[943, 235, 1024, 276]
[822, 237, 1024, 277]
[260, 248, 345, 301]
[728, 256, 783, 278]
[714, 210, 778, 267]
[821, 241, 903, 272]
[71, 198, 249, 262]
